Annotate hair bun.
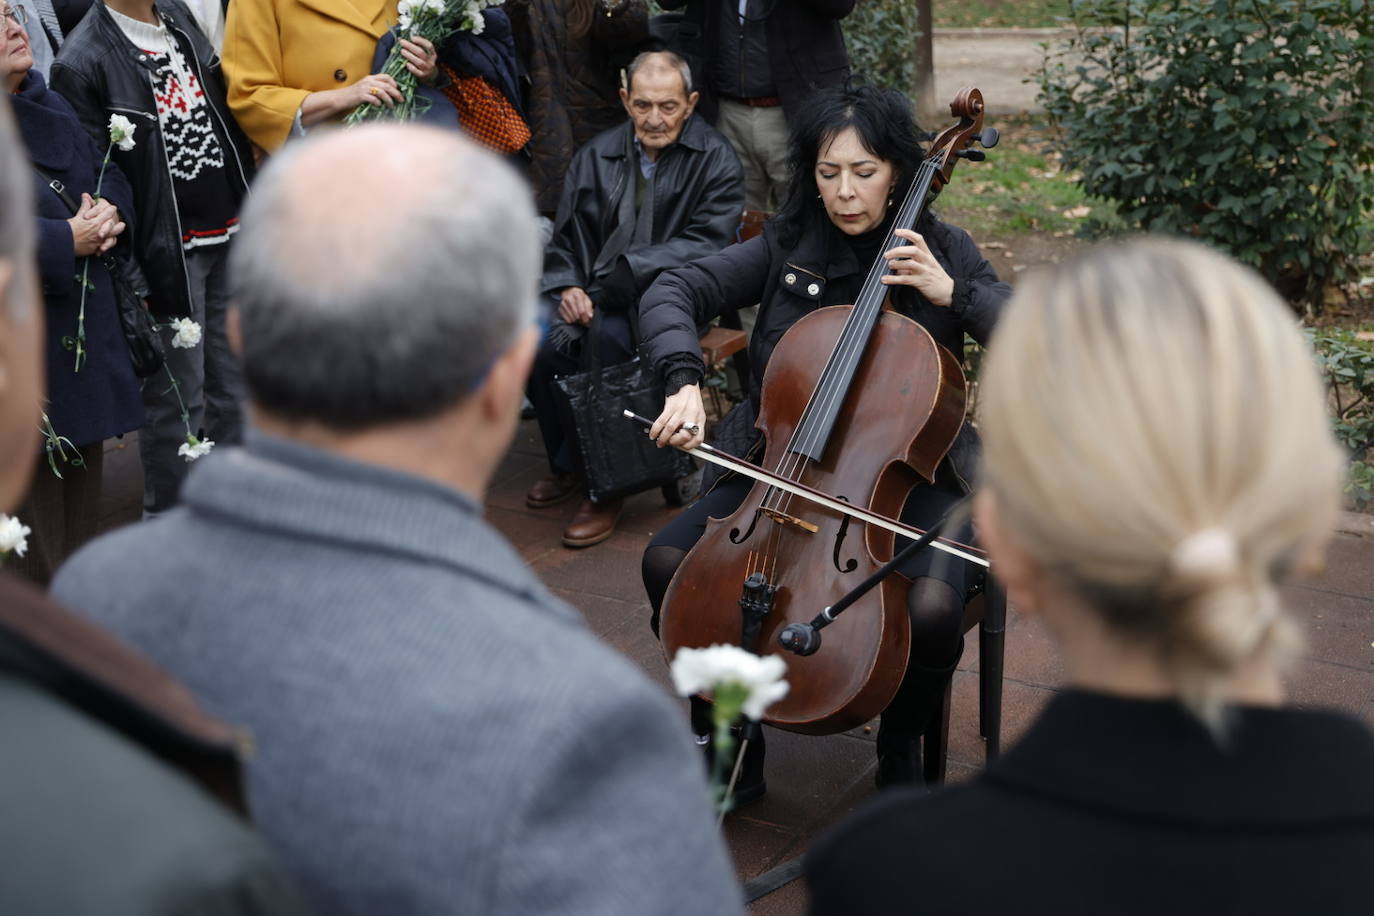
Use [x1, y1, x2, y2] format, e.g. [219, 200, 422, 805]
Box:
[1171, 528, 1239, 581]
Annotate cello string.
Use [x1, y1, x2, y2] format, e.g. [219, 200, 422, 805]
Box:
[787, 157, 937, 464]
[753, 151, 941, 576]
[767, 157, 942, 527]
[779, 158, 936, 473]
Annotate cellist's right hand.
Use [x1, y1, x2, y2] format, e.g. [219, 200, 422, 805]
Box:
[650, 384, 706, 451]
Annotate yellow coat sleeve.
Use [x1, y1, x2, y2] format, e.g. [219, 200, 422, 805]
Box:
[223, 1, 395, 152]
[223, 0, 310, 152]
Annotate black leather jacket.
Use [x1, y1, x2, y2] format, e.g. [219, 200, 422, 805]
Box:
[51, 0, 253, 319]
[542, 114, 743, 304]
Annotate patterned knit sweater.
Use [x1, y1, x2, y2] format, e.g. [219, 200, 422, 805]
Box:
[108, 7, 237, 250]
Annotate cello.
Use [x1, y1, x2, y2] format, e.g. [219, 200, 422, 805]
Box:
[656, 89, 999, 735]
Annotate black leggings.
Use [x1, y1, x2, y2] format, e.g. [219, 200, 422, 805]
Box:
[642, 470, 978, 671]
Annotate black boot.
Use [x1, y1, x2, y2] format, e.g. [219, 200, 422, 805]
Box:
[691, 696, 767, 808]
[875, 642, 961, 790]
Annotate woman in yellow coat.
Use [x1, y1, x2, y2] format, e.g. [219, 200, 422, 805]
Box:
[223, 0, 436, 152]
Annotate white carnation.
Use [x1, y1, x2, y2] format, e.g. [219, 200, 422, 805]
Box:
[168, 317, 202, 349]
[670, 644, 790, 721]
[0, 514, 31, 557]
[422, 0, 445, 13]
[178, 437, 215, 462]
[107, 113, 137, 152]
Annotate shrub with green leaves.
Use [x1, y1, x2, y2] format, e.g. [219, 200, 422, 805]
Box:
[845, 0, 922, 95]
[1039, 0, 1374, 311]
[1308, 328, 1374, 509]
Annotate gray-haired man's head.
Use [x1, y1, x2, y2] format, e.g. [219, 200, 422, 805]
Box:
[229, 125, 539, 430]
[619, 51, 699, 161]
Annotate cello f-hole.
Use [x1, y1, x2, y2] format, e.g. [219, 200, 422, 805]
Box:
[730, 508, 765, 545]
[832, 496, 859, 574]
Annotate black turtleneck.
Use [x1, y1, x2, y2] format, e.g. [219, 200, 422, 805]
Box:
[831, 208, 900, 294]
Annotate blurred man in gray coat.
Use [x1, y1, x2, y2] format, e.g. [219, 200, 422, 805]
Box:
[54, 124, 743, 916]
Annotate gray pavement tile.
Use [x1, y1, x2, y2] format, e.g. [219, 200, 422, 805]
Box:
[549, 587, 644, 641]
[482, 505, 565, 566]
[747, 874, 809, 916]
[483, 452, 550, 513]
[529, 529, 654, 604]
[1282, 587, 1374, 672]
[722, 818, 801, 884]
[727, 730, 875, 834]
[1289, 658, 1374, 727]
[1302, 533, 1374, 599]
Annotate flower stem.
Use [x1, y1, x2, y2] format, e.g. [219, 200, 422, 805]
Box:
[72, 141, 115, 373]
[163, 360, 196, 442]
[39, 411, 82, 479]
[94, 142, 112, 198]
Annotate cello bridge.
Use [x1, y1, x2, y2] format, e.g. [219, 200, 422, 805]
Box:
[761, 507, 819, 534]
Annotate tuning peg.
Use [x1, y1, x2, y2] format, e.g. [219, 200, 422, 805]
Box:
[956, 149, 986, 162]
[978, 128, 1000, 148]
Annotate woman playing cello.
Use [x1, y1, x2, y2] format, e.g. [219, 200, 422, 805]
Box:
[638, 85, 1010, 799]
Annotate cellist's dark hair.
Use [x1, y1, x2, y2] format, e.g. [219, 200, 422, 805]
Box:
[773, 85, 929, 248]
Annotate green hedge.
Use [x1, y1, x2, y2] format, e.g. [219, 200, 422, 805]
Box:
[846, 0, 922, 95]
[1039, 0, 1374, 312]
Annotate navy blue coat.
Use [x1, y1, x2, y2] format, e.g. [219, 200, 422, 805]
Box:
[12, 70, 143, 449]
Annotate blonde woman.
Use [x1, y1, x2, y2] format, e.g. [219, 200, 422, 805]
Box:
[805, 237, 1374, 914]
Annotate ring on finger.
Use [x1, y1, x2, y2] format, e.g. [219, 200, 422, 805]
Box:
[681, 422, 701, 435]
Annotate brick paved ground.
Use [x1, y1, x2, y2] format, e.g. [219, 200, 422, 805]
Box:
[96, 420, 1374, 914]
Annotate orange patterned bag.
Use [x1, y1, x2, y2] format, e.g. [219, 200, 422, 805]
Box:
[439, 65, 531, 154]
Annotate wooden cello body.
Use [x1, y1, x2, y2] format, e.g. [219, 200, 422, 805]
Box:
[657, 89, 997, 736]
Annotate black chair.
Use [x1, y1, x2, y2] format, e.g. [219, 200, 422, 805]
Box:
[921, 576, 1006, 783]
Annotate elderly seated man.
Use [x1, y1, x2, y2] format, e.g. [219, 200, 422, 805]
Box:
[525, 48, 743, 548]
[53, 124, 742, 916]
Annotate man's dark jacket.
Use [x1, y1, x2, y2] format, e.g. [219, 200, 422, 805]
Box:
[0, 573, 310, 915]
[638, 210, 1008, 489]
[806, 690, 1374, 915]
[542, 113, 744, 307]
[659, 0, 854, 123]
[51, 0, 253, 320]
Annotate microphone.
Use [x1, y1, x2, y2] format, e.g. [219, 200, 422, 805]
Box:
[778, 621, 822, 656]
[775, 501, 967, 657]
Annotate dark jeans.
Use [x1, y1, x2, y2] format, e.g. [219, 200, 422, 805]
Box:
[525, 309, 636, 479]
[140, 245, 244, 515]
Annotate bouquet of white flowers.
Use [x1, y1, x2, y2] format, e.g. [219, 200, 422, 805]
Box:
[345, 0, 504, 125]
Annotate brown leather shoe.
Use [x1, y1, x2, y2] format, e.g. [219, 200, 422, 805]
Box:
[526, 472, 580, 508]
[561, 498, 623, 548]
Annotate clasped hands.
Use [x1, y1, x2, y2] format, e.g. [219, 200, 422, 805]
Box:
[68, 193, 125, 257]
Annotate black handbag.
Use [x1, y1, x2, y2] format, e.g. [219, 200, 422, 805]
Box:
[553, 310, 695, 504]
[33, 169, 165, 378]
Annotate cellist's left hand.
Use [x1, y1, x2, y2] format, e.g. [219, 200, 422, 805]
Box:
[880, 228, 954, 307]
